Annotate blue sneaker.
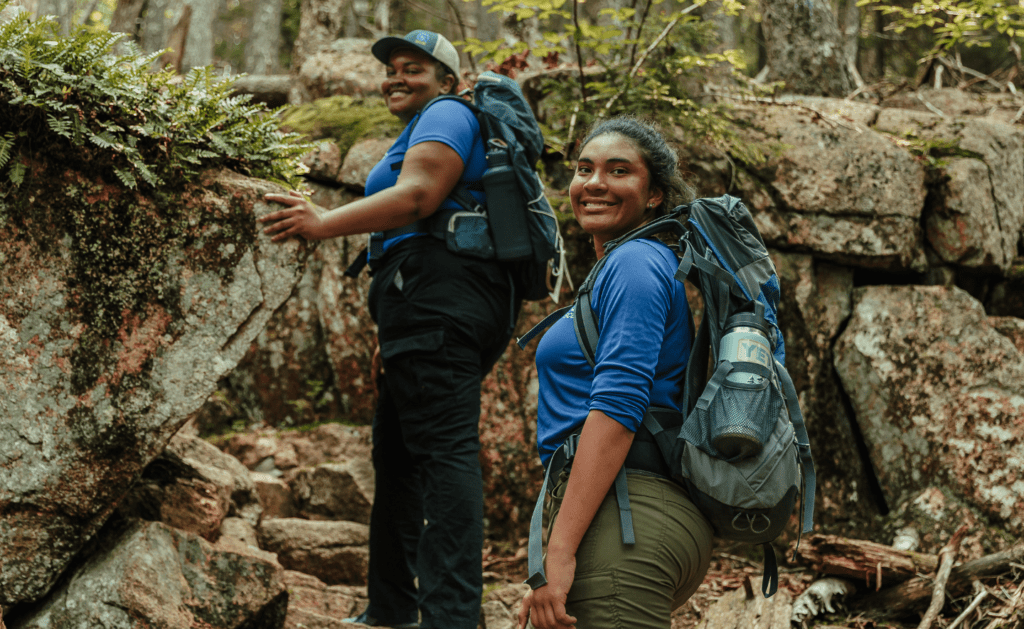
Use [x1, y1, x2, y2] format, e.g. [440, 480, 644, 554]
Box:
[340, 611, 419, 629]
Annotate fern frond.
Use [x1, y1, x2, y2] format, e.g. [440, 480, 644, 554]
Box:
[114, 167, 136, 189]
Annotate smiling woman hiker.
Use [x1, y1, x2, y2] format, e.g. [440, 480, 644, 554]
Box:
[260, 30, 518, 629]
[518, 118, 714, 629]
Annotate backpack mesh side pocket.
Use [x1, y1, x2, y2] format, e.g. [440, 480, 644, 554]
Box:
[681, 371, 784, 461]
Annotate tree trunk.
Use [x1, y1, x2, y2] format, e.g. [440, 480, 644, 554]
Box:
[139, 0, 175, 55]
[246, 0, 283, 74]
[759, 0, 854, 95]
[837, 0, 859, 74]
[181, 0, 215, 70]
[109, 0, 145, 36]
[35, 0, 75, 33]
[292, 0, 351, 70]
[158, 3, 191, 73]
[704, 1, 738, 51]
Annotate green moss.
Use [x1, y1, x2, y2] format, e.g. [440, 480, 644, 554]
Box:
[877, 130, 986, 170]
[277, 97, 405, 156]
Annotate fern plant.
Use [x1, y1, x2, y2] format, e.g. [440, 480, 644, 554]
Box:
[0, 3, 310, 192]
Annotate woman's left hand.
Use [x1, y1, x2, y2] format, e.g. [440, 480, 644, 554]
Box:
[517, 553, 577, 629]
[260, 191, 325, 242]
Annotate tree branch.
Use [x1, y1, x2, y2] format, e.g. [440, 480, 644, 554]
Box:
[917, 524, 969, 629]
[628, 0, 654, 69]
[572, 0, 588, 104]
[597, 7, 696, 120]
[445, 0, 477, 72]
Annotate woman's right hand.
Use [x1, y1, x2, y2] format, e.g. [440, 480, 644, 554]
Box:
[517, 554, 577, 629]
[260, 191, 326, 242]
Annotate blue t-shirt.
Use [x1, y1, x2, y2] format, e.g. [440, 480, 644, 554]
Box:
[364, 99, 487, 253]
[535, 239, 692, 465]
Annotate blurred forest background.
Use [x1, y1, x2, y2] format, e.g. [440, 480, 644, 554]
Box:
[7, 0, 1022, 105]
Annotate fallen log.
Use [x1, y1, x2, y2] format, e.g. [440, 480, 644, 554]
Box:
[851, 541, 1024, 616]
[793, 534, 939, 590]
[230, 75, 293, 108]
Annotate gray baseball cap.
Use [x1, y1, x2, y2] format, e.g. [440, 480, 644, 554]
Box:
[372, 30, 461, 78]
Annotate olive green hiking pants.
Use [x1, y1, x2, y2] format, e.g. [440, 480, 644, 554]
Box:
[531, 472, 713, 629]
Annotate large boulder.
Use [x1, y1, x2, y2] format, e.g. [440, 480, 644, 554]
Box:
[0, 169, 314, 605]
[712, 104, 929, 271]
[874, 110, 1024, 273]
[771, 252, 883, 529]
[12, 519, 288, 629]
[834, 285, 1024, 535]
[316, 235, 379, 426]
[296, 39, 383, 102]
[192, 184, 379, 434]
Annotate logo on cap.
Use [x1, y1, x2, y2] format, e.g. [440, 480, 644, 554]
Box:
[415, 32, 430, 45]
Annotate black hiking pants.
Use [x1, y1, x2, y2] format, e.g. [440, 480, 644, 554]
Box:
[365, 237, 516, 629]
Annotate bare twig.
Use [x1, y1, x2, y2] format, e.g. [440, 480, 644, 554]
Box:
[916, 91, 947, 118]
[444, 0, 476, 73]
[917, 524, 969, 629]
[936, 56, 1004, 91]
[628, 0, 654, 69]
[597, 7, 695, 119]
[946, 585, 987, 629]
[1013, 103, 1024, 125]
[982, 579, 1024, 629]
[572, 0, 588, 104]
[563, 103, 580, 161]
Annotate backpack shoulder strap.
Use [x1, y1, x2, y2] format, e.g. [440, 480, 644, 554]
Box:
[572, 212, 690, 366]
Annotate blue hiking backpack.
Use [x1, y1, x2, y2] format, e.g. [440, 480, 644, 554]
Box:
[345, 71, 570, 302]
[519, 195, 816, 597]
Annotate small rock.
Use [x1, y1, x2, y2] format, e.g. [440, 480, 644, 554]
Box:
[259, 518, 370, 585]
[253, 471, 298, 519]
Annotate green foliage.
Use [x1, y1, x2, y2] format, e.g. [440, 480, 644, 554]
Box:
[0, 4, 310, 192]
[276, 96, 406, 155]
[457, 0, 768, 165]
[860, 0, 1024, 56]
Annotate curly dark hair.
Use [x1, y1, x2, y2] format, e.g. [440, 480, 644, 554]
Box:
[579, 116, 696, 217]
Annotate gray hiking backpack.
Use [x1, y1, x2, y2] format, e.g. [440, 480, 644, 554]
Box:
[519, 195, 816, 598]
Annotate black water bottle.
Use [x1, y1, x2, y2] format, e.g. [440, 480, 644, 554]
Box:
[482, 140, 533, 261]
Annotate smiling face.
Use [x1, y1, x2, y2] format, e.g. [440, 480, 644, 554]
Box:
[381, 48, 454, 123]
[570, 133, 664, 256]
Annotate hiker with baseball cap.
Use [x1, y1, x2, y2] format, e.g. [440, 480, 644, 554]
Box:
[260, 30, 518, 629]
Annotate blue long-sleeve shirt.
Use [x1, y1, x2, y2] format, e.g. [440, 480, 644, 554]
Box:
[535, 239, 692, 465]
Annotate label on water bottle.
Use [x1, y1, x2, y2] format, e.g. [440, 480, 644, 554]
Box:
[722, 333, 771, 385]
[735, 338, 771, 369]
